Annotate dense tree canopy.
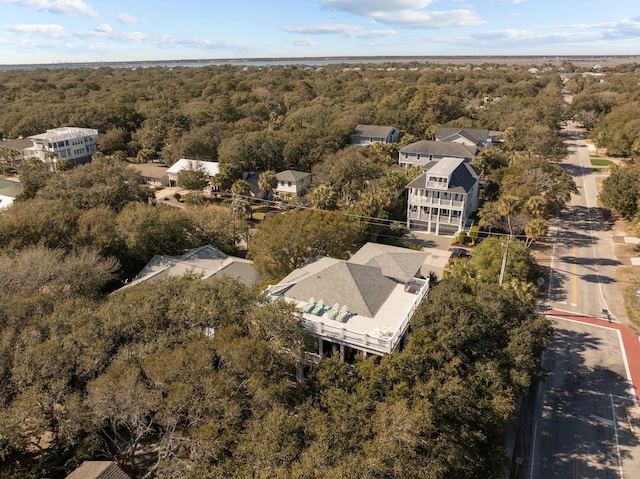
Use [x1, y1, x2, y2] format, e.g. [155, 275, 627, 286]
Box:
[600, 163, 640, 220]
[0, 61, 560, 478]
[248, 209, 362, 280]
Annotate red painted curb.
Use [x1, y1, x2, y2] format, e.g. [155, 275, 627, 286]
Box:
[545, 309, 640, 405]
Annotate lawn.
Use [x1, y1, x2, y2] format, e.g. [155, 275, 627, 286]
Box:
[590, 155, 613, 166]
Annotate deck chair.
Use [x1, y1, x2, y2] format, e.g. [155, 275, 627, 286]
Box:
[311, 299, 325, 315]
[327, 303, 340, 320]
[302, 297, 315, 313]
[335, 305, 349, 322]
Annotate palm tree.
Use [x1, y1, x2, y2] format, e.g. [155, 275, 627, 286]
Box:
[44, 151, 57, 171]
[525, 218, 549, 247]
[498, 195, 521, 236]
[0, 146, 20, 173]
[525, 195, 547, 218]
[311, 185, 338, 210]
[231, 179, 251, 198]
[232, 197, 252, 220]
[443, 258, 475, 282]
[258, 170, 278, 200]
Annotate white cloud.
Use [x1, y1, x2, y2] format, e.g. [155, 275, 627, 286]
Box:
[320, 0, 436, 15]
[154, 36, 254, 51]
[373, 10, 484, 28]
[3, 0, 99, 17]
[4, 23, 67, 38]
[76, 28, 147, 42]
[95, 23, 112, 33]
[470, 28, 603, 46]
[487, 0, 525, 3]
[116, 13, 144, 24]
[319, 0, 483, 28]
[283, 23, 395, 38]
[286, 37, 318, 46]
[602, 18, 640, 38]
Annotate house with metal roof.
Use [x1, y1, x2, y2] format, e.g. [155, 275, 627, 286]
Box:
[0, 178, 21, 210]
[120, 245, 265, 290]
[352, 125, 399, 146]
[166, 159, 219, 186]
[275, 170, 312, 197]
[65, 461, 130, 479]
[398, 140, 478, 168]
[266, 243, 429, 358]
[406, 158, 481, 235]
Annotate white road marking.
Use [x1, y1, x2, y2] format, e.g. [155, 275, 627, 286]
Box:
[589, 414, 615, 426]
[611, 394, 624, 479]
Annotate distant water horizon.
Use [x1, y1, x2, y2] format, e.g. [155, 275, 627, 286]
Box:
[1, 54, 639, 71]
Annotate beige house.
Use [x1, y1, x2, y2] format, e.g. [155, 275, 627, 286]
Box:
[130, 163, 169, 186]
[276, 170, 312, 197]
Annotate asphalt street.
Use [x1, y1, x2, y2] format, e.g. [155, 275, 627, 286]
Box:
[526, 317, 639, 479]
[518, 119, 640, 478]
[546, 122, 627, 322]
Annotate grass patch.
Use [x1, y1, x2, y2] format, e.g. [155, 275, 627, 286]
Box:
[618, 265, 640, 330]
[590, 157, 613, 166]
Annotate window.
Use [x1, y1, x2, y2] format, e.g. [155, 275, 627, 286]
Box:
[288, 181, 292, 187]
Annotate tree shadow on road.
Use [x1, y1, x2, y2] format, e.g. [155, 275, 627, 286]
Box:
[558, 256, 620, 267]
[512, 326, 639, 478]
[538, 263, 569, 303]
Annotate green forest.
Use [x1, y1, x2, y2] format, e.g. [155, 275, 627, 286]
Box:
[2, 61, 639, 477]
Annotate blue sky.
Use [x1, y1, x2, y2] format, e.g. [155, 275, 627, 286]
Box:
[1, 0, 639, 64]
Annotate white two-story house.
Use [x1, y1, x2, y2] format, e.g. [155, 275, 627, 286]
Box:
[276, 170, 312, 197]
[406, 158, 481, 235]
[24, 127, 99, 168]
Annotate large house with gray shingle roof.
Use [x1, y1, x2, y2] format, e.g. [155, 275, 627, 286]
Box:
[399, 140, 478, 168]
[406, 157, 480, 234]
[266, 243, 429, 358]
[352, 125, 399, 146]
[434, 127, 490, 149]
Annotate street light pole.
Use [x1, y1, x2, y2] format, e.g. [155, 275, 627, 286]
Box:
[499, 235, 511, 286]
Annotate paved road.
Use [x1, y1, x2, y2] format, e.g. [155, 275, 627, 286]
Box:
[527, 315, 640, 479]
[519, 117, 640, 478]
[546, 121, 627, 322]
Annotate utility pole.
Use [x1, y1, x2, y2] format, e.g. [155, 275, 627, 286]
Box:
[499, 235, 511, 286]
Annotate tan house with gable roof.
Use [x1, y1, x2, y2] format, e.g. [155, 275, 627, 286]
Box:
[266, 243, 429, 358]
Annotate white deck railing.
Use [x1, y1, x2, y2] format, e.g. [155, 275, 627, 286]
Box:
[409, 212, 462, 224]
[297, 279, 429, 355]
[409, 195, 463, 208]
